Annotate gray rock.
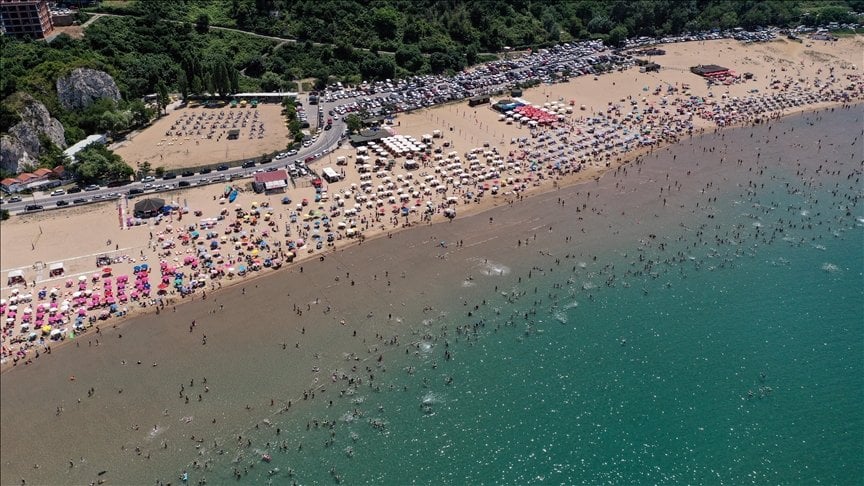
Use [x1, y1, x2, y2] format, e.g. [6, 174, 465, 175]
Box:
[0, 94, 66, 174]
[56, 68, 121, 111]
[0, 135, 37, 174]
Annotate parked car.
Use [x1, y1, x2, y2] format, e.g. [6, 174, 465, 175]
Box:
[141, 176, 156, 183]
[24, 204, 43, 211]
[162, 173, 177, 180]
[242, 161, 256, 168]
[67, 186, 82, 193]
[56, 200, 69, 207]
[178, 180, 191, 187]
[181, 170, 195, 177]
[7, 195, 22, 203]
[216, 164, 230, 171]
[72, 198, 87, 204]
[128, 188, 144, 195]
[84, 184, 100, 191]
[199, 168, 212, 174]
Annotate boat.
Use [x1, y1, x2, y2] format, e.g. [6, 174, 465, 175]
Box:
[228, 190, 239, 203]
[261, 453, 272, 462]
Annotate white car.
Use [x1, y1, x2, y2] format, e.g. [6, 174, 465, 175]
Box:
[50, 189, 66, 196]
[141, 176, 156, 183]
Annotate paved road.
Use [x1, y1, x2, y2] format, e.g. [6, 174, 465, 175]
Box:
[2, 109, 347, 215]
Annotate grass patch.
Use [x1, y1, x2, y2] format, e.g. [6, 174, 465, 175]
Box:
[100, 0, 134, 7]
[185, 1, 236, 27]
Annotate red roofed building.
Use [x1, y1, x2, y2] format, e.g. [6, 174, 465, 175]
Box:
[15, 172, 37, 184]
[12, 168, 55, 190]
[1, 177, 22, 193]
[253, 169, 289, 193]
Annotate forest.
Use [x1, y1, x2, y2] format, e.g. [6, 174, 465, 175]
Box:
[2, 0, 860, 151]
[93, 0, 863, 53]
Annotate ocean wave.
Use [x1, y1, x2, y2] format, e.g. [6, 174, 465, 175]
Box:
[472, 258, 511, 276]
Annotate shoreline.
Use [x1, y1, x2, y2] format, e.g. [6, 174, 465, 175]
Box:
[3, 35, 863, 371]
[1, 102, 861, 485]
[0, 99, 858, 375]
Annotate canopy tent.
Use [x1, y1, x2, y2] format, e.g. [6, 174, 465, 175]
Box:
[49, 262, 64, 277]
[134, 198, 165, 218]
[7, 270, 25, 286]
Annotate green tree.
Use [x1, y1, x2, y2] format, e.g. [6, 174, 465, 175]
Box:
[0, 208, 9, 221]
[177, 71, 189, 101]
[588, 15, 614, 34]
[154, 166, 165, 177]
[99, 109, 133, 134]
[260, 71, 284, 91]
[395, 45, 424, 72]
[607, 25, 628, 47]
[129, 100, 153, 127]
[156, 81, 170, 115]
[465, 44, 479, 66]
[344, 113, 362, 134]
[137, 161, 152, 178]
[37, 134, 64, 169]
[372, 7, 401, 40]
[72, 144, 133, 184]
[429, 52, 450, 74]
[195, 13, 210, 34]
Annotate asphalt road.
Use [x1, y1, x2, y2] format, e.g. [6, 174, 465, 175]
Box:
[2, 103, 347, 215]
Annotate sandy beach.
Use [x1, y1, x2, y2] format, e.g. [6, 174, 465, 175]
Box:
[2, 36, 862, 372]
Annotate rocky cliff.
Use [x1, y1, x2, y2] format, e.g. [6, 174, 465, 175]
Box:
[56, 68, 122, 111]
[0, 95, 66, 174]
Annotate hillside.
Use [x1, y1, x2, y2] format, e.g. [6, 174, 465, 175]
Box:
[1, 0, 860, 174]
[93, 0, 863, 53]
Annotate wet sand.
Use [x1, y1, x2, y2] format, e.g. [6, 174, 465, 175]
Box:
[1, 104, 861, 484]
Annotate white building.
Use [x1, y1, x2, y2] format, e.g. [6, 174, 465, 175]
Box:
[63, 134, 107, 164]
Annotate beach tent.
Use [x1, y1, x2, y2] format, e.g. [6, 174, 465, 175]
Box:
[7, 270, 25, 286]
[49, 262, 64, 277]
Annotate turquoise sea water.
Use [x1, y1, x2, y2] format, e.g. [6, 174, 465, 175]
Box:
[194, 108, 862, 485]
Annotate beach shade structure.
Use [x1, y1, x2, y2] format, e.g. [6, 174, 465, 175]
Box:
[134, 198, 166, 218]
